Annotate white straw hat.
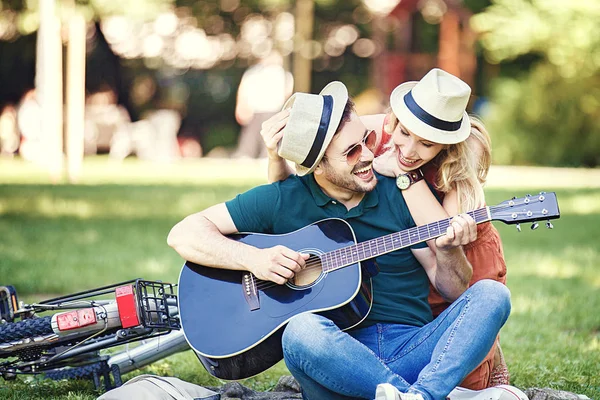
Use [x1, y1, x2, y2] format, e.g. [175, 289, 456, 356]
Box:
[277, 81, 349, 175]
[390, 68, 471, 144]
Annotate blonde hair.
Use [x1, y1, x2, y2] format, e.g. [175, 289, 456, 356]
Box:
[384, 112, 492, 213]
[467, 116, 492, 186]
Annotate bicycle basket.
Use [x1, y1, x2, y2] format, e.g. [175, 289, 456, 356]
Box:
[135, 280, 180, 331]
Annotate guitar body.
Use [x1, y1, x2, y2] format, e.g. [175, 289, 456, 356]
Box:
[178, 218, 374, 380]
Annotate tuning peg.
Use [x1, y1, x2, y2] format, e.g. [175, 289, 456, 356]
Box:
[531, 222, 539, 230]
[539, 191, 546, 194]
[516, 223, 521, 232]
[511, 196, 517, 200]
[546, 220, 554, 229]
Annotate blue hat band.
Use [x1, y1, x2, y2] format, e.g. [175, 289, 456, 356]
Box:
[404, 90, 462, 132]
[301, 95, 334, 168]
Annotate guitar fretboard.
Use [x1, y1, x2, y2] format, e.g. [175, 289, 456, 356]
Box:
[320, 207, 491, 272]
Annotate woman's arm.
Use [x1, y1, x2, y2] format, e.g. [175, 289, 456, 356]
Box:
[360, 113, 386, 146]
[267, 157, 294, 183]
[412, 214, 476, 302]
[401, 170, 486, 255]
[403, 180, 451, 222]
[400, 180, 449, 253]
[261, 109, 295, 182]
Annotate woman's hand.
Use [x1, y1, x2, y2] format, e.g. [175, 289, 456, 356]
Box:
[260, 109, 290, 161]
[373, 147, 403, 177]
[435, 214, 478, 251]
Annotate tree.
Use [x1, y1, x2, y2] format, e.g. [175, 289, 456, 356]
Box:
[471, 0, 600, 167]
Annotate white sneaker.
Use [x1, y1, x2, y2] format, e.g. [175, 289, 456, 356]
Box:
[375, 383, 425, 400]
[447, 385, 529, 400]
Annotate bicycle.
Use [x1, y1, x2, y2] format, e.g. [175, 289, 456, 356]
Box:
[0, 279, 185, 391]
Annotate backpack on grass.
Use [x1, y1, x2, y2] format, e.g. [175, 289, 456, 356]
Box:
[97, 374, 220, 400]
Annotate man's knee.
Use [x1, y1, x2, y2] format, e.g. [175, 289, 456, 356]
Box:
[470, 279, 512, 318]
[282, 313, 330, 360]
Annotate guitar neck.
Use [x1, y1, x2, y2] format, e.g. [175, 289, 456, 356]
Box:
[321, 207, 491, 272]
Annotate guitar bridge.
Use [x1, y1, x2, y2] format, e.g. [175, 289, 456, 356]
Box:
[243, 273, 260, 311]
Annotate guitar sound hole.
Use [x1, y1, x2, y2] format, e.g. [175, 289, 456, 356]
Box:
[288, 254, 323, 288]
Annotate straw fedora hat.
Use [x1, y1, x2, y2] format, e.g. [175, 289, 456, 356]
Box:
[277, 81, 349, 175]
[390, 68, 471, 144]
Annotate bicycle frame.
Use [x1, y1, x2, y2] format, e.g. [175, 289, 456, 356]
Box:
[108, 330, 188, 375]
[0, 279, 182, 390]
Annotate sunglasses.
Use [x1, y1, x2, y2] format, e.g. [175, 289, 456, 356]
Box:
[327, 130, 377, 166]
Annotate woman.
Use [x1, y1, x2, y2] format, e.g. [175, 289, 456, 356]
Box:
[259, 68, 509, 390]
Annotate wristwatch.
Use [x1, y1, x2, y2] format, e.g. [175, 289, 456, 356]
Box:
[396, 169, 424, 190]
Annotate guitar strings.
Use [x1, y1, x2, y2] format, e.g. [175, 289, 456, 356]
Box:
[253, 199, 548, 291]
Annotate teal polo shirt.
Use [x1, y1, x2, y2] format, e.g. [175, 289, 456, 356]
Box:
[225, 173, 432, 327]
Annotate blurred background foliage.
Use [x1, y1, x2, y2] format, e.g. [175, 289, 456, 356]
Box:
[472, 0, 600, 167]
[0, 0, 599, 166]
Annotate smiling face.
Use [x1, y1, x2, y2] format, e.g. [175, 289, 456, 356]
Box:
[392, 121, 446, 172]
[315, 112, 377, 199]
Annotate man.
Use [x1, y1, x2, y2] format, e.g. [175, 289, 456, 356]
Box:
[168, 81, 512, 400]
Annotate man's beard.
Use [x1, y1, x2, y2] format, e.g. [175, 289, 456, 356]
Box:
[320, 159, 377, 193]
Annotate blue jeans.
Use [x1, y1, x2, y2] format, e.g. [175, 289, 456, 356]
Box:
[281, 279, 511, 400]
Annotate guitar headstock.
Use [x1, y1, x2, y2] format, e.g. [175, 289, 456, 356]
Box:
[490, 192, 560, 230]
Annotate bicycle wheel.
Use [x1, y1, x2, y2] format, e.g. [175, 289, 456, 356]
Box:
[44, 359, 108, 380]
[0, 316, 53, 343]
[43, 359, 122, 390]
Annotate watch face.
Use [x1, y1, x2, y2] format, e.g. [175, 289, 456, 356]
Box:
[396, 174, 411, 190]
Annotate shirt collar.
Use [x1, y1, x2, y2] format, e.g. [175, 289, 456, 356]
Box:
[305, 174, 331, 206]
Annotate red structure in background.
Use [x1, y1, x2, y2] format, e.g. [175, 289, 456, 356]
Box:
[374, 0, 477, 100]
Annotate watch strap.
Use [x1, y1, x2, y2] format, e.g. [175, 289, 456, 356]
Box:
[407, 168, 424, 185]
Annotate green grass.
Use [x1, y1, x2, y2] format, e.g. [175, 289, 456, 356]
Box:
[1, 158, 599, 399]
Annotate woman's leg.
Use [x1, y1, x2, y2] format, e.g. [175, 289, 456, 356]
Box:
[489, 342, 511, 386]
